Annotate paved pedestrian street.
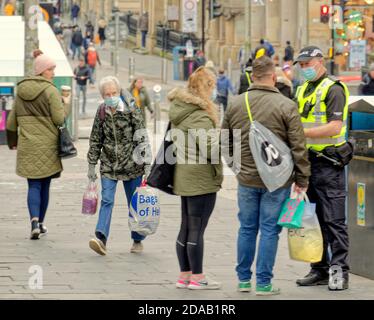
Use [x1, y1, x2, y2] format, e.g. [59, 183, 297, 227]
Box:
[1, 138, 374, 300]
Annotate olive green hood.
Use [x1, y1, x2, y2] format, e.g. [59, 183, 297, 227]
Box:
[16, 76, 54, 102]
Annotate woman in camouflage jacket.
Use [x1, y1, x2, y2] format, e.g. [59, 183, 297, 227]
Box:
[87, 76, 151, 256]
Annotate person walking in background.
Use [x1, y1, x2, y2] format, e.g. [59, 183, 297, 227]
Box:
[3, 0, 15, 16]
[275, 66, 294, 99]
[168, 66, 223, 290]
[74, 58, 91, 115]
[71, 2, 80, 25]
[98, 17, 107, 48]
[284, 41, 295, 64]
[6, 50, 69, 240]
[128, 78, 153, 126]
[85, 21, 95, 40]
[238, 58, 253, 95]
[85, 43, 101, 86]
[216, 68, 235, 112]
[359, 63, 374, 95]
[71, 26, 84, 60]
[222, 56, 310, 295]
[193, 51, 207, 72]
[138, 11, 149, 49]
[253, 39, 268, 60]
[87, 76, 151, 256]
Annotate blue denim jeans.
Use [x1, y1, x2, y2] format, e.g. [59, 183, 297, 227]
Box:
[95, 176, 145, 242]
[236, 184, 290, 286]
[27, 177, 52, 223]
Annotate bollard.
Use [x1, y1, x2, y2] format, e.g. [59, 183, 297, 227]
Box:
[153, 85, 162, 135]
[129, 57, 135, 84]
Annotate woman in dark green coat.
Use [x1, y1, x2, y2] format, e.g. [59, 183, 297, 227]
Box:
[168, 67, 223, 290]
[7, 50, 68, 240]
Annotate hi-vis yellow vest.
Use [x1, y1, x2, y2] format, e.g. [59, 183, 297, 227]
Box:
[296, 77, 349, 152]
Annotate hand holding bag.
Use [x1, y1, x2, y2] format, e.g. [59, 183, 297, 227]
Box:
[277, 186, 306, 229]
[58, 125, 77, 159]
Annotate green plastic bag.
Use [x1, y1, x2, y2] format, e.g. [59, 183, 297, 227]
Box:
[277, 191, 307, 229]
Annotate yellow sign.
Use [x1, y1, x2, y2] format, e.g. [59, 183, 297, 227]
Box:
[357, 183, 366, 226]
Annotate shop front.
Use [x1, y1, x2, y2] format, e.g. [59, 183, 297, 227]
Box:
[334, 0, 374, 72]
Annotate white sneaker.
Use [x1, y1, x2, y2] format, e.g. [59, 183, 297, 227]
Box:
[130, 241, 144, 253]
[188, 278, 221, 290]
[89, 238, 107, 256]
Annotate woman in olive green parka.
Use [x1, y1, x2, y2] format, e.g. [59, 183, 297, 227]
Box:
[168, 66, 223, 291]
[6, 50, 68, 240]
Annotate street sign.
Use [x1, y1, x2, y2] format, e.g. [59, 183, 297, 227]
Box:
[182, 0, 197, 33]
[107, 20, 129, 42]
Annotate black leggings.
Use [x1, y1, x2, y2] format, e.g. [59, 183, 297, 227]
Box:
[176, 193, 217, 274]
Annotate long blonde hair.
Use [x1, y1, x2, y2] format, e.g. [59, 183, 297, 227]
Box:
[187, 67, 219, 125]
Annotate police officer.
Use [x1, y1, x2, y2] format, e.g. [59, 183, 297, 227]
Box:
[293, 46, 351, 291]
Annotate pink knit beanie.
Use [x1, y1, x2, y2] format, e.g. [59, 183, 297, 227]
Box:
[33, 50, 56, 76]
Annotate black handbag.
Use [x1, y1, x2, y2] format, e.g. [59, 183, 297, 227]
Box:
[58, 126, 77, 159]
[147, 122, 176, 195]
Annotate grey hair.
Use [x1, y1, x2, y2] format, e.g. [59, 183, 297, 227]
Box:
[99, 76, 121, 97]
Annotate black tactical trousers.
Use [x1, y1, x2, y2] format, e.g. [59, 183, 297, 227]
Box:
[307, 158, 350, 278]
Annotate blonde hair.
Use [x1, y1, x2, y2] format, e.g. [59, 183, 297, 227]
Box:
[188, 67, 219, 125]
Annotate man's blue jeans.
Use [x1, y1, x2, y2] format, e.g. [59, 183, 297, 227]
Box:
[96, 176, 145, 242]
[236, 184, 290, 286]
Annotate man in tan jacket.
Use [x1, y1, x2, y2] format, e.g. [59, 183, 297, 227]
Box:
[222, 56, 310, 295]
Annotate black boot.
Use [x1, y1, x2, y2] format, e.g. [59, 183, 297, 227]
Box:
[296, 271, 329, 286]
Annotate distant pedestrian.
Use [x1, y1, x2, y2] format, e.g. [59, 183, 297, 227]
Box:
[359, 63, 374, 95]
[275, 67, 293, 99]
[73, 58, 90, 114]
[205, 60, 217, 76]
[87, 76, 151, 256]
[138, 11, 149, 49]
[284, 41, 295, 63]
[85, 21, 95, 39]
[222, 56, 310, 296]
[238, 58, 253, 95]
[238, 46, 247, 74]
[71, 26, 84, 60]
[85, 43, 101, 86]
[71, 2, 80, 25]
[168, 66, 223, 290]
[98, 18, 107, 48]
[193, 51, 206, 71]
[6, 50, 69, 240]
[129, 78, 153, 125]
[253, 39, 268, 60]
[216, 68, 235, 112]
[3, 0, 15, 16]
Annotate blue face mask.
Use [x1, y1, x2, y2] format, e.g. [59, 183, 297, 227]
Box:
[301, 67, 317, 81]
[104, 96, 120, 108]
[211, 88, 217, 101]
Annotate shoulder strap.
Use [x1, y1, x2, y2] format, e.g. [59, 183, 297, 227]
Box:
[99, 104, 106, 121]
[246, 72, 251, 86]
[245, 92, 253, 123]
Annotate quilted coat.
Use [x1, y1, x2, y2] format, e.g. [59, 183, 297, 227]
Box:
[6, 76, 66, 179]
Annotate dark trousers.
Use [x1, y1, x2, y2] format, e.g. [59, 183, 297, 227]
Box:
[307, 159, 349, 278]
[216, 96, 228, 112]
[176, 193, 217, 274]
[141, 31, 147, 48]
[27, 177, 52, 223]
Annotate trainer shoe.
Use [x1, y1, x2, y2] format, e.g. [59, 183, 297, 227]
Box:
[238, 281, 252, 292]
[89, 238, 107, 256]
[176, 278, 190, 289]
[130, 241, 144, 253]
[39, 223, 48, 236]
[188, 278, 221, 290]
[30, 220, 40, 240]
[256, 284, 281, 296]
